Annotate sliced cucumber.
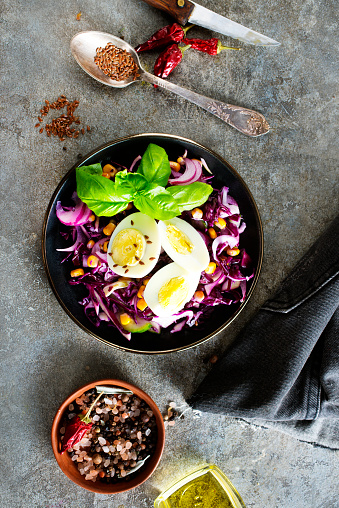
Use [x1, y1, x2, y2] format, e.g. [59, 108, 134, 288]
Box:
[122, 318, 152, 334]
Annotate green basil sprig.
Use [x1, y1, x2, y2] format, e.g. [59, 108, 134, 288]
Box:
[76, 143, 212, 220]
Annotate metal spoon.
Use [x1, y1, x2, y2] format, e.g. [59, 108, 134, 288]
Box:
[70, 31, 269, 137]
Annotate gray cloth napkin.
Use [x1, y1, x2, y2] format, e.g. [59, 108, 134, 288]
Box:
[188, 216, 339, 449]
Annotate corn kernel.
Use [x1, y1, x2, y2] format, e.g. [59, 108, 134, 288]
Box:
[70, 268, 84, 277]
[192, 208, 203, 219]
[102, 241, 109, 252]
[87, 255, 99, 268]
[170, 161, 181, 171]
[205, 262, 217, 274]
[177, 157, 184, 164]
[137, 285, 146, 298]
[120, 313, 131, 326]
[88, 214, 95, 222]
[102, 172, 111, 179]
[208, 228, 217, 239]
[103, 222, 116, 236]
[87, 239, 95, 249]
[143, 277, 150, 286]
[215, 217, 226, 229]
[102, 163, 115, 173]
[194, 290, 205, 302]
[137, 298, 148, 311]
[226, 247, 240, 256]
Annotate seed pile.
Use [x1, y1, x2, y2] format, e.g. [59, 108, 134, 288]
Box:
[35, 95, 90, 141]
[94, 43, 140, 81]
[163, 402, 179, 427]
[60, 389, 157, 483]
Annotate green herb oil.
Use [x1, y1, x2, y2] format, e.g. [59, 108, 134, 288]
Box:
[154, 465, 245, 508]
[163, 475, 232, 507]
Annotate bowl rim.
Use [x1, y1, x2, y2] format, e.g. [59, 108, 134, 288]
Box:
[51, 378, 165, 494]
[42, 132, 263, 354]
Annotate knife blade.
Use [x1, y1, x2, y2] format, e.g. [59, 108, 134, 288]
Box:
[140, 0, 280, 46]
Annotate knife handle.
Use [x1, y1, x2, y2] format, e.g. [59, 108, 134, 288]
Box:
[141, 0, 194, 26]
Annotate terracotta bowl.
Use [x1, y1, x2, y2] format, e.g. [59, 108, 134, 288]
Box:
[51, 379, 165, 494]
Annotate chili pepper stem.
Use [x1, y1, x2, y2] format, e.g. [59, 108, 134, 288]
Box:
[179, 44, 191, 56]
[218, 41, 241, 53]
[183, 24, 193, 35]
[80, 391, 104, 423]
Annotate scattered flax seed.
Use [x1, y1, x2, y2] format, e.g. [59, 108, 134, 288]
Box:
[135, 256, 140, 261]
[34, 95, 91, 142]
[146, 240, 152, 244]
[149, 257, 155, 260]
[144, 235, 149, 239]
[124, 269, 129, 273]
[139, 261, 145, 265]
[94, 42, 140, 81]
[131, 220, 134, 225]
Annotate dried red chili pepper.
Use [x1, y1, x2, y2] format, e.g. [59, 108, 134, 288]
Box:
[60, 391, 103, 454]
[183, 37, 240, 55]
[61, 415, 92, 453]
[135, 23, 191, 53]
[154, 43, 190, 79]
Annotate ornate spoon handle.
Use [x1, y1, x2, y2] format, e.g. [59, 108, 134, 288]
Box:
[141, 70, 269, 137]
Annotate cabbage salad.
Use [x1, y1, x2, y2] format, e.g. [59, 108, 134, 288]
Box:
[56, 143, 253, 340]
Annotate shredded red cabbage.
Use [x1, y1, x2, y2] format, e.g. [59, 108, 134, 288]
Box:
[56, 191, 92, 226]
[55, 155, 253, 340]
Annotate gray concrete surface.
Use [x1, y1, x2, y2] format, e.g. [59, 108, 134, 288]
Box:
[1, 0, 338, 506]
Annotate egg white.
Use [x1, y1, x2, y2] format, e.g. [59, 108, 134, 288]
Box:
[158, 217, 210, 273]
[107, 212, 161, 278]
[143, 262, 201, 317]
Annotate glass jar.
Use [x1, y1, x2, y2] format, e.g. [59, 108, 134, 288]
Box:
[154, 464, 246, 508]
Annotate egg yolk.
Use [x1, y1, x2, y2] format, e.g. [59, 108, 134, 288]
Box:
[111, 228, 145, 266]
[166, 225, 194, 255]
[158, 276, 189, 310]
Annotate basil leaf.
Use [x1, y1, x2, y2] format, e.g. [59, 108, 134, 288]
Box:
[167, 182, 213, 212]
[76, 167, 129, 216]
[134, 184, 180, 220]
[77, 163, 103, 176]
[137, 143, 171, 187]
[115, 170, 148, 201]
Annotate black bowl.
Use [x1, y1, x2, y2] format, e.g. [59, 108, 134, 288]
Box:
[42, 133, 263, 353]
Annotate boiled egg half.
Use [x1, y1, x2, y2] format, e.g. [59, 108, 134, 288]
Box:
[158, 217, 210, 273]
[143, 262, 201, 317]
[107, 212, 161, 278]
